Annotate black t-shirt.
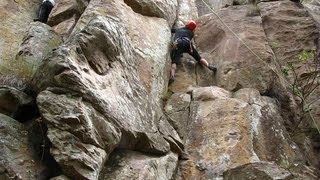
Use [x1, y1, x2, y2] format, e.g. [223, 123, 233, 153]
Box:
[171, 27, 194, 40]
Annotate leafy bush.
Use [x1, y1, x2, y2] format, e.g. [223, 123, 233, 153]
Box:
[282, 49, 320, 132]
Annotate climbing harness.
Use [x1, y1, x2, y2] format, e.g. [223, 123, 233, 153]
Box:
[172, 37, 193, 54]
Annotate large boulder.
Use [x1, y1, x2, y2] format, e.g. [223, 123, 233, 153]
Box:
[122, 0, 178, 26]
[0, 114, 44, 179]
[0, 0, 39, 65]
[47, 0, 89, 39]
[174, 87, 303, 179]
[224, 162, 320, 180]
[100, 150, 178, 179]
[33, 0, 181, 178]
[223, 162, 293, 180]
[164, 93, 191, 141]
[0, 86, 36, 121]
[16, 22, 62, 74]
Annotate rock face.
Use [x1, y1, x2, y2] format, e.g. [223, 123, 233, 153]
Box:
[196, 0, 233, 16]
[195, 5, 275, 94]
[122, 0, 178, 26]
[258, 0, 318, 67]
[33, 0, 181, 178]
[176, 87, 303, 179]
[303, 0, 320, 26]
[0, 87, 36, 121]
[223, 162, 294, 180]
[0, 114, 44, 179]
[175, 0, 199, 27]
[0, 0, 320, 179]
[0, 0, 39, 64]
[101, 150, 178, 180]
[16, 22, 62, 73]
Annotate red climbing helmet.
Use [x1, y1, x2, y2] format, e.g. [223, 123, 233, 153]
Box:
[185, 20, 197, 30]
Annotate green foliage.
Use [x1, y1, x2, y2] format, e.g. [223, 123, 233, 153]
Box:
[270, 41, 280, 49]
[298, 49, 315, 62]
[291, 85, 303, 97]
[282, 49, 320, 133]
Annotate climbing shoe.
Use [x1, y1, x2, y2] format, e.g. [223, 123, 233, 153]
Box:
[208, 64, 217, 73]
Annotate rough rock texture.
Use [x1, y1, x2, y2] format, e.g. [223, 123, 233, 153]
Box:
[195, 5, 276, 94]
[223, 162, 294, 180]
[16, 22, 62, 73]
[302, 0, 320, 143]
[37, 90, 118, 180]
[224, 161, 320, 180]
[258, 0, 320, 170]
[303, 0, 320, 26]
[233, 88, 303, 166]
[164, 93, 191, 141]
[0, 114, 44, 179]
[123, 0, 178, 26]
[0, 86, 34, 121]
[175, 0, 199, 28]
[0, 0, 39, 64]
[47, 0, 89, 39]
[100, 150, 178, 179]
[32, 0, 182, 178]
[258, 0, 318, 66]
[176, 87, 303, 179]
[196, 0, 233, 16]
[1, 0, 320, 179]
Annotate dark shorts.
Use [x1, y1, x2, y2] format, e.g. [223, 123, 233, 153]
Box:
[38, 0, 54, 23]
[170, 38, 201, 64]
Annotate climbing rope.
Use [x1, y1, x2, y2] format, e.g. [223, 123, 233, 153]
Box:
[200, 0, 320, 134]
[200, 0, 283, 82]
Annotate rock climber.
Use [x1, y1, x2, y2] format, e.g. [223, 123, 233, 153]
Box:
[34, 0, 56, 23]
[169, 20, 217, 84]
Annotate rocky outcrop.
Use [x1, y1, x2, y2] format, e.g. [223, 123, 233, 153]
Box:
[16, 22, 62, 73]
[32, 0, 181, 178]
[0, 114, 44, 179]
[0, 86, 36, 121]
[0, 0, 39, 64]
[47, 0, 89, 39]
[0, 0, 319, 179]
[303, 0, 320, 26]
[123, 0, 178, 26]
[224, 161, 320, 179]
[175, 0, 199, 27]
[258, 0, 318, 66]
[164, 93, 191, 141]
[100, 150, 178, 179]
[223, 162, 294, 180]
[194, 5, 275, 94]
[175, 87, 304, 179]
[196, 0, 233, 16]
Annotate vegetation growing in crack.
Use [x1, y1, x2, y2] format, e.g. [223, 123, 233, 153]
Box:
[282, 49, 320, 134]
